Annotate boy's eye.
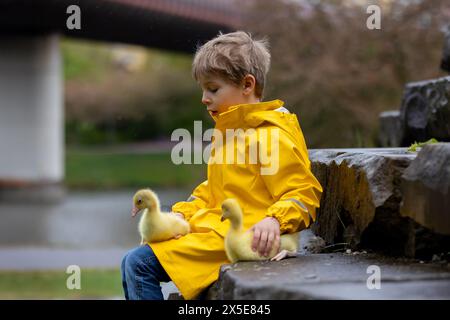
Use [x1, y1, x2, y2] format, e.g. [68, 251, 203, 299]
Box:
[208, 88, 218, 93]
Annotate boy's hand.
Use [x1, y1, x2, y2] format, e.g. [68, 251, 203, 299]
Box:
[250, 217, 281, 257]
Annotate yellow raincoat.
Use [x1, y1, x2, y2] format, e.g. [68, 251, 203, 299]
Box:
[150, 99, 322, 299]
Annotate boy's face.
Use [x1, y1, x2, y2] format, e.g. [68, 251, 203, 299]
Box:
[199, 75, 248, 117]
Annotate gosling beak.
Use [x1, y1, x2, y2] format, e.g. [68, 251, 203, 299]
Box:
[131, 205, 140, 218]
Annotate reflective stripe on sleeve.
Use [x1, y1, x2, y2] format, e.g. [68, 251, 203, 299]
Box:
[186, 195, 198, 202]
[283, 198, 315, 223]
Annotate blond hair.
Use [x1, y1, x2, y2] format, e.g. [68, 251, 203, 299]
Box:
[192, 31, 271, 98]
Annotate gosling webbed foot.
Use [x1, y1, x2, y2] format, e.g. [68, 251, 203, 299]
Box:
[270, 250, 297, 261]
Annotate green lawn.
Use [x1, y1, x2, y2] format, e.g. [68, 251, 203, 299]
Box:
[0, 269, 122, 299]
[66, 150, 206, 189]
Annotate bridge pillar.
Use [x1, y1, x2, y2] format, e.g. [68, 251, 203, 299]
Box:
[0, 34, 64, 202]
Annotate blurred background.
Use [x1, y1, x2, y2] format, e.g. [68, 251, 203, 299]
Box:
[0, 0, 448, 299]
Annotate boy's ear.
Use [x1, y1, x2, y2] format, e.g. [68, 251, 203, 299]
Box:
[242, 74, 256, 96]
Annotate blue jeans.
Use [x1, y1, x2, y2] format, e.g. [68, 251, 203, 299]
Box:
[121, 244, 171, 300]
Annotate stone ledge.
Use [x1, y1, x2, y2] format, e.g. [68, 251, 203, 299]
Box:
[208, 254, 450, 300]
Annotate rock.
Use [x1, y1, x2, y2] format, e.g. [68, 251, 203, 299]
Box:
[400, 143, 450, 258]
[310, 148, 415, 256]
[399, 76, 450, 146]
[309, 147, 450, 259]
[167, 293, 184, 300]
[299, 229, 326, 254]
[208, 254, 450, 300]
[400, 143, 450, 234]
[379, 110, 402, 147]
[378, 77, 450, 148]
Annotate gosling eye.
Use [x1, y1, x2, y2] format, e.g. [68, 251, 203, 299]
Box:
[137, 199, 142, 205]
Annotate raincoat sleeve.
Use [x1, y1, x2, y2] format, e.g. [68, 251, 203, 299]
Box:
[171, 180, 209, 221]
[261, 129, 322, 234]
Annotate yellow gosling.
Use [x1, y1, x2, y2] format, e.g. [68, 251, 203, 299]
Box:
[132, 189, 190, 244]
[221, 198, 299, 263]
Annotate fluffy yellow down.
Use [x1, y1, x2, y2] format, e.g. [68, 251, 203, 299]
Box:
[221, 198, 299, 263]
[132, 189, 190, 243]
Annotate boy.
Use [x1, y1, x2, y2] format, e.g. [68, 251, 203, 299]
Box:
[121, 31, 322, 300]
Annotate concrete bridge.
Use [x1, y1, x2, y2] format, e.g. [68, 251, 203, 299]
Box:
[0, 0, 242, 200]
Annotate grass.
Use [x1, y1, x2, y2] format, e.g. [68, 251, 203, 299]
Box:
[66, 149, 206, 189]
[0, 269, 122, 299]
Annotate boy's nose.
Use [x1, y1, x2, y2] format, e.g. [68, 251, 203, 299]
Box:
[201, 93, 211, 106]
